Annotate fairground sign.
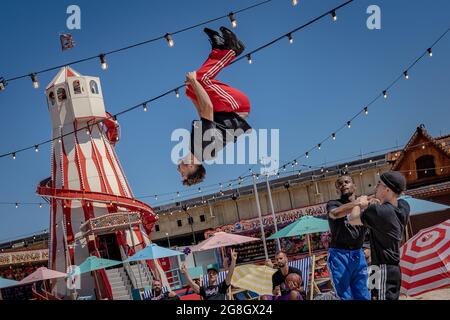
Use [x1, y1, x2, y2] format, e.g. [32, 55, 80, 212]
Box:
[204, 203, 327, 237]
[0, 249, 49, 266]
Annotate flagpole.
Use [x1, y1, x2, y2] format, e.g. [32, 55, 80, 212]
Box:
[265, 175, 281, 251]
[252, 174, 268, 261]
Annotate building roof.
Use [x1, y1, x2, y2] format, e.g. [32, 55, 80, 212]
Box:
[45, 66, 81, 90]
[391, 126, 450, 170]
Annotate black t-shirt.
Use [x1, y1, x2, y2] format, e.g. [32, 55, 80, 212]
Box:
[199, 280, 230, 300]
[272, 266, 303, 296]
[190, 112, 252, 162]
[360, 199, 410, 265]
[151, 291, 180, 301]
[326, 196, 367, 250]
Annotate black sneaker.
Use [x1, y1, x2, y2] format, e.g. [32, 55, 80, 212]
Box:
[204, 28, 226, 50]
[220, 26, 245, 57]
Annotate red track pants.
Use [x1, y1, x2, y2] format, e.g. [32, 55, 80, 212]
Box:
[186, 49, 250, 113]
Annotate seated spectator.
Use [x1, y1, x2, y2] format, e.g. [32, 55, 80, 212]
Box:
[275, 273, 305, 300]
[151, 280, 179, 300]
[270, 251, 303, 297]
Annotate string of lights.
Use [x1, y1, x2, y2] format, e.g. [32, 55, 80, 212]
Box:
[1, 4, 448, 212]
[0, 0, 274, 89]
[0, 0, 357, 160]
[4, 138, 448, 209]
[256, 26, 450, 179]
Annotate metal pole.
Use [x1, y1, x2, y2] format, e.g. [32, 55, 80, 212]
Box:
[127, 213, 143, 289]
[61, 216, 71, 298]
[165, 233, 171, 247]
[252, 175, 268, 260]
[266, 175, 281, 251]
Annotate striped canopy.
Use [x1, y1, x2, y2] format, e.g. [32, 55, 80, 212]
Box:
[400, 219, 450, 297]
[231, 264, 277, 296]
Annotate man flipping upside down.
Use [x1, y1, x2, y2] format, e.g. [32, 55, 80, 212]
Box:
[177, 27, 252, 186]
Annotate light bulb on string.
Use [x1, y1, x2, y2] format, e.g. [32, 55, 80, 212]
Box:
[39, 203, 42, 208]
[317, 143, 321, 150]
[35, 145, 39, 152]
[332, 133, 336, 140]
[305, 152, 309, 159]
[12, 152, 16, 160]
[175, 89, 180, 98]
[247, 54, 252, 64]
[347, 121, 351, 128]
[30, 73, 39, 89]
[155, 195, 158, 201]
[364, 107, 368, 115]
[403, 70, 409, 80]
[427, 48, 433, 57]
[143, 102, 148, 112]
[331, 10, 337, 21]
[99, 54, 108, 70]
[383, 90, 388, 99]
[292, 0, 298, 6]
[288, 33, 294, 44]
[165, 33, 174, 47]
[15, 203, 19, 209]
[228, 12, 237, 28]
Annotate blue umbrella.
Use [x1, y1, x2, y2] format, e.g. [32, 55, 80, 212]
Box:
[401, 196, 450, 216]
[125, 243, 183, 262]
[0, 277, 19, 289]
[70, 256, 123, 276]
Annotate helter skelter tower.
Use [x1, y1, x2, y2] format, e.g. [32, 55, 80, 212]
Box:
[37, 66, 159, 298]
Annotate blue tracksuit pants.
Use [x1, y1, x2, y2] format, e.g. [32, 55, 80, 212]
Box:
[328, 248, 370, 300]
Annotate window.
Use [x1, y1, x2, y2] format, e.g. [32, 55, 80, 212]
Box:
[57, 88, 67, 101]
[73, 80, 82, 94]
[187, 216, 194, 225]
[90, 80, 99, 94]
[177, 220, 182, 227]
[416, 155, 436, 179]
[200, 215, 206, 222]
[48, 92, 55, 106]
[155, 225, 160, 232]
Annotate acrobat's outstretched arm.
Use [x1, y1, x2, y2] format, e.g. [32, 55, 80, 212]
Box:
[186, 71, 214, 121]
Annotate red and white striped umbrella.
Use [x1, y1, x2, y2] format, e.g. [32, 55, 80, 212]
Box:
[400, 219, 450, 297]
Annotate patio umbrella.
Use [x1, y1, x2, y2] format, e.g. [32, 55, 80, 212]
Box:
[191, 232, 260, 252]
[267, 215, 329, 256]
[400, 219, 450, 297]
[267, 215, 329, 240]
[70, 256, 123, 276]
[0, 277, 19, 289]
[18, 267, 67, 285]
[231, 264, 277, 296]
[125, 243, 183, 262]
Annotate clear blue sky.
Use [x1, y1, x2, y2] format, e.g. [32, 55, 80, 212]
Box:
[0, 0, 449, 241]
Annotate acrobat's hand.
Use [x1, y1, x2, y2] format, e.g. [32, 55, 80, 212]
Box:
[185, 71, 197, 84]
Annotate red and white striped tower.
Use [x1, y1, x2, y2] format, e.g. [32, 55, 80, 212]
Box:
[37, 67, 159, 298]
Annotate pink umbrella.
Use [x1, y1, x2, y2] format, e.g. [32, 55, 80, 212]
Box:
[191, 232, 260, 252]
[18, 267, 68, 285]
